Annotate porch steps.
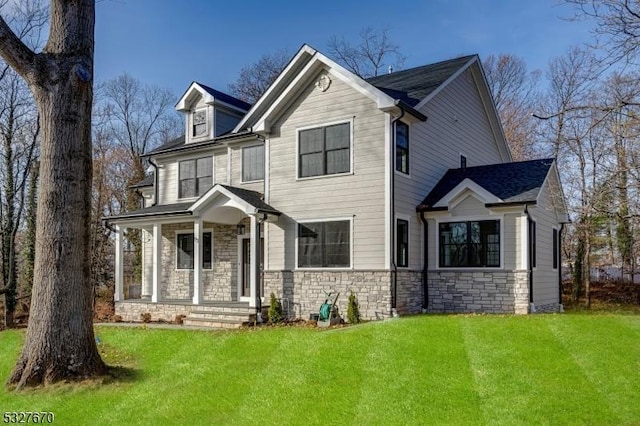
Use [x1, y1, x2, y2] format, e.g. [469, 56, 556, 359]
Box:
[183, 302, 267, 329]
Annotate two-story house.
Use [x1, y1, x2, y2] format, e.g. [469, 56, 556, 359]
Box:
[107, 44, 568, 327]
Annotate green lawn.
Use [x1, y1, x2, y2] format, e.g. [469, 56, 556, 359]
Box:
[1, 314, 639, 425]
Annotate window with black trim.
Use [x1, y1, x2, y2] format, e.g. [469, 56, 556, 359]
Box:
[396, 121, 409, 174]
[460, 155, 467, 168]
[553, 228, 558, 269]
[177, 231, 213, 270]
[439, 220, 500, 267]
[299, 122, 350, 178]
[179, 157, 212, 198]
[397, 219, 409, 267]
[242, 145, 265, 182]
[298, 220, 350, 268]
[192, 109, 207, 138]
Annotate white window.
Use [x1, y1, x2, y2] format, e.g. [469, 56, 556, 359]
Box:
[179, 157, 212, 198]
[299, 122, 350, 178]
[192, 109, 207, 138]
[242, 145, 265, 182]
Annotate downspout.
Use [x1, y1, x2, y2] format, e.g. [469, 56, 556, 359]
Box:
[148, 156, 159, 207]
[525, 205, 533, 312]
[558, 223, 564, 310]
[390, 108, 405, 317]
[419, 212, 429, 311]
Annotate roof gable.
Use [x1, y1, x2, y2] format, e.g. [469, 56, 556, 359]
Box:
[418, 158, 555, 211]
[366, 55, 476, 107]
[175, 82, 250, 113]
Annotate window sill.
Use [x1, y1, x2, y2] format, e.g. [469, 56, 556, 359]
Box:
[296, 171, 353, 182]
[240, 179, 265, 184]
[295, 267, 353, 271]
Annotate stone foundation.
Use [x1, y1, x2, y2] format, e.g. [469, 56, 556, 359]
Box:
[395, 270, 424, 315]
[427, 270, 529, 314]
[115, 301, 194, 322]
[264, 270, 394, 321]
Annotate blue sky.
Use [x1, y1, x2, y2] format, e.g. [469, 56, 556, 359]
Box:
[95, 0, 594, 98]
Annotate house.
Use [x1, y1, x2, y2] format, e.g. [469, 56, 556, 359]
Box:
[106, 44, 569, 327]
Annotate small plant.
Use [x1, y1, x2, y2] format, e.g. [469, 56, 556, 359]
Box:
[268, 293, 283, 323]
[141, 312, 152, 323]
[347, 291, 361, 324]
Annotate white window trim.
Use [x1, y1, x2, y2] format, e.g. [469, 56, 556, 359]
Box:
[295, 118, 354, 181]
[459, 152, 467, 168]
[175, 228, 214, 271]
[295, 216, 354, 270]
[176, 155, 214, 201]
[190, 107, 210, 142]
[395, 214, 411, 269]
[394, 120, 410, 178]
[240, 143, 266, 183]
[434, 214, 504, 270]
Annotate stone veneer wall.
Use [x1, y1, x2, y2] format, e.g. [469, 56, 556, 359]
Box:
[116, 301, 193, 322]
[203, 223, 238, 302]
[263, 270, 393, 321]
[159, 222, 240, 301]
[395, 270, 424, 315]
[427, 270, 529, 314]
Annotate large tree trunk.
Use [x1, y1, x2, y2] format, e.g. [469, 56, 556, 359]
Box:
[1, 0, 106, 389]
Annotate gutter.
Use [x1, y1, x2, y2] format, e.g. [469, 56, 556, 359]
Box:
[419, 212, 429, 311]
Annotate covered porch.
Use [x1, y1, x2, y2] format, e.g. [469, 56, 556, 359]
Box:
[107, 185, 280, 323]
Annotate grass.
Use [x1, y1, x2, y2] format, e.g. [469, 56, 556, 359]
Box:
[1, 314, 639, 425]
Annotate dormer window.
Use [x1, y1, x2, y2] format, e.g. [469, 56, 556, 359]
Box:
[192, 109, 207, 138]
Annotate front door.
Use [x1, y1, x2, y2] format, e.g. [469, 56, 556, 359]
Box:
[240, 237, 264, 299]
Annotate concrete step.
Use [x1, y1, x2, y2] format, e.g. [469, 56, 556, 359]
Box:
[188, 310, 256, 322]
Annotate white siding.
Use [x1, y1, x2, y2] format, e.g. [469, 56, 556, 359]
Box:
[156, 149, 218, 204]
[230, 141, 264, 193]
[397, 68, 506, 269]
[266, 69, 387, 270]
[530, 174, 562, 306]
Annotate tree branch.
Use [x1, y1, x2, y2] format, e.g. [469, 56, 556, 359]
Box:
[0, 15, 37, 82]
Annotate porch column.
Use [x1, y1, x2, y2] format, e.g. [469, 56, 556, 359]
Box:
[141, 228, 153, 299]
[114, 224, 124, 302]
[249, 214, 260, 308]
[152, 223, 162, 303]
[193, 218, 202, 305]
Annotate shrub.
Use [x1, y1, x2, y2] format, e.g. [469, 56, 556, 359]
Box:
[347, 292, 361, 324]
[268, 293, 283, 323]
[141, 312, 152, 323]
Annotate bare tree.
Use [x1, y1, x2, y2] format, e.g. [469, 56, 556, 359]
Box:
[0, 0, 106, 388]
[327, 27, 406, 78]
[0, 69, 39, 327]
[565, 0, 640, 65]
[483, 54, 541, 160]
[97, 74, 179, 284]
[228, 49, 290, 104]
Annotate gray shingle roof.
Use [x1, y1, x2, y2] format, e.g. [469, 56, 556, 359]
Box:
[417, 158, 554, 211]
[366, 55, 476, 107]
[107, 185, 280, 222]
[107, 202, 193, 220]
[130, 173, 154, 188]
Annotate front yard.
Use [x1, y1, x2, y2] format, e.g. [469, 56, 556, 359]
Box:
[0, 314, 638, 425]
